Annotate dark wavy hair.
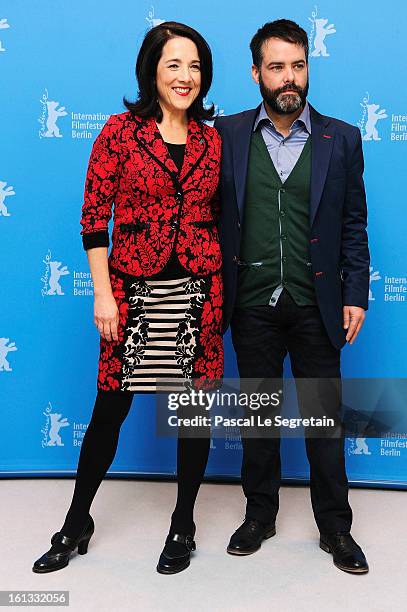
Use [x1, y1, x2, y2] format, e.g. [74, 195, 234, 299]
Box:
[250, 19, 309, 68]
[123, 21, 215, 122]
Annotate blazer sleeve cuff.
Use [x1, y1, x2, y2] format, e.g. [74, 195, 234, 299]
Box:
[82, 230, 109, 250]
[342, 294, 369, 311]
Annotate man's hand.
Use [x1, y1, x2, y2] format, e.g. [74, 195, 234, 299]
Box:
[343, 306, 366, 345]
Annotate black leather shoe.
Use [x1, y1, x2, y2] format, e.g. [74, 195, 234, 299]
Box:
[32, 516, 95, 573]
[227, 518, 276, 555]
[156, 524, 196, 575]
[319, 532, 369, 574]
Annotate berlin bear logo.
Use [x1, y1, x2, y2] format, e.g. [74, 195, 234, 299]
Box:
[47, 412, 70, 446]
[44, 100, 68, 138]
[310, 19, 336, 57]
[0, 180, 15, 216]
[363, 103, 388, 141]
[352, 438, 371, 455]
[0, 18, 10, 52]
[41, 250, 70, 297]
[0, 338, 17, 372]
[348, 437, 372, 456]
[369, 267, 381, 301]
[47, 260, 70, 295]
[309, 8, 336, 58]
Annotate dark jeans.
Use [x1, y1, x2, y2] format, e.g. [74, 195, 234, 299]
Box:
[231, 290, 352, 534]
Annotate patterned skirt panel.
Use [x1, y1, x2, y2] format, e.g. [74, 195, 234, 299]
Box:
[97, 269, 223, 393]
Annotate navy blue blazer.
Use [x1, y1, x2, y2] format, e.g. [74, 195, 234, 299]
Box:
[214, 103, 370, 349]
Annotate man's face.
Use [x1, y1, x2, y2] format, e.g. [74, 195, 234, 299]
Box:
[252, 37, 309, 114]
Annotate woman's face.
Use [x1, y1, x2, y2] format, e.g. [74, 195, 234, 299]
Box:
[156, 36, 201, 115]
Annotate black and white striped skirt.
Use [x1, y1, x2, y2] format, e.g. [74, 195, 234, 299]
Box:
[97, 269, 224, 393]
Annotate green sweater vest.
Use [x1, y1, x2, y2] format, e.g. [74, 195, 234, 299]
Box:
[236, 130, 317, 307]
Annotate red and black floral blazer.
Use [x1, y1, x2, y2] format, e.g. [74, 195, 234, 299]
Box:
[80, 112, 222, 277]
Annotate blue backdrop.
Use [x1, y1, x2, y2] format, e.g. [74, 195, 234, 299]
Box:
[1, 1, 406, 486]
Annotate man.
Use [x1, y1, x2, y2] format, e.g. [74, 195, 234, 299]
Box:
[214, 19, 370, 573]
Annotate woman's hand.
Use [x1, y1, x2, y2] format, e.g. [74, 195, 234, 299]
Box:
[94, 293, 119, 341]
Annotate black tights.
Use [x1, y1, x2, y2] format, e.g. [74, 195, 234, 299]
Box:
[50, 390, 210, 552]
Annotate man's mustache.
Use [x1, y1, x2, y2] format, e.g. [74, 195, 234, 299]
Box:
[276, 83, 303, 96]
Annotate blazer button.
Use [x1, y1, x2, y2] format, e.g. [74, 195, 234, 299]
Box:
[237, 221, 241, 230]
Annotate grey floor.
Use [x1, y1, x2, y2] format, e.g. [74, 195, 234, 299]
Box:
[2, 479, 406, 611]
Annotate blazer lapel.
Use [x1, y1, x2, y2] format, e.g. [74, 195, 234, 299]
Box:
[233, 107, 259, 219]
[309, 104, 336, 226]
[133, 116, 207, 184]
[179, 118, 207, 183]
[133, 115, 179, 175]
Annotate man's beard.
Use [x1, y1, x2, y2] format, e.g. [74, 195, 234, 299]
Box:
[259, 73, 309, 115]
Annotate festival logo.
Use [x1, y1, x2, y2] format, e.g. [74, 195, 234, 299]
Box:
[38, 88, 110, 140]
[369, 266, 381, 301]
[367, 267, 406, 303]
[348, 435, 407, 458]
[308, 7, 336, 58]
[0, 180, 15, 216]
[348, 437, 371, 456]
[41, 249, 70, 297]
[38, 89, 67, 139]
[358, 93, 388, 141]
[362, 258, 407, 304]
[41, 402, 70, 448]
[359, 92, 407, 142]
[0, 338, 17, 372]
[146, 6, 165, 28]
[0, 18, 10, 52]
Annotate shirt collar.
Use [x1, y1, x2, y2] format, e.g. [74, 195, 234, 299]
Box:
[253, 100, 311, 134]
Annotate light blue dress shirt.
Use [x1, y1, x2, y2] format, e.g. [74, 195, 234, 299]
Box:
[253, 100, 312, 182]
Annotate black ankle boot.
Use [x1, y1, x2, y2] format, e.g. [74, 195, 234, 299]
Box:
[156, 522, 196, 575]
[32, 515, 94, 573]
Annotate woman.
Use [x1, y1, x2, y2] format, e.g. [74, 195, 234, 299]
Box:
[32, 21, 223, 575]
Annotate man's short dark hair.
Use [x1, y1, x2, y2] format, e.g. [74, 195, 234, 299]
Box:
[250, 19, 309, 68]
